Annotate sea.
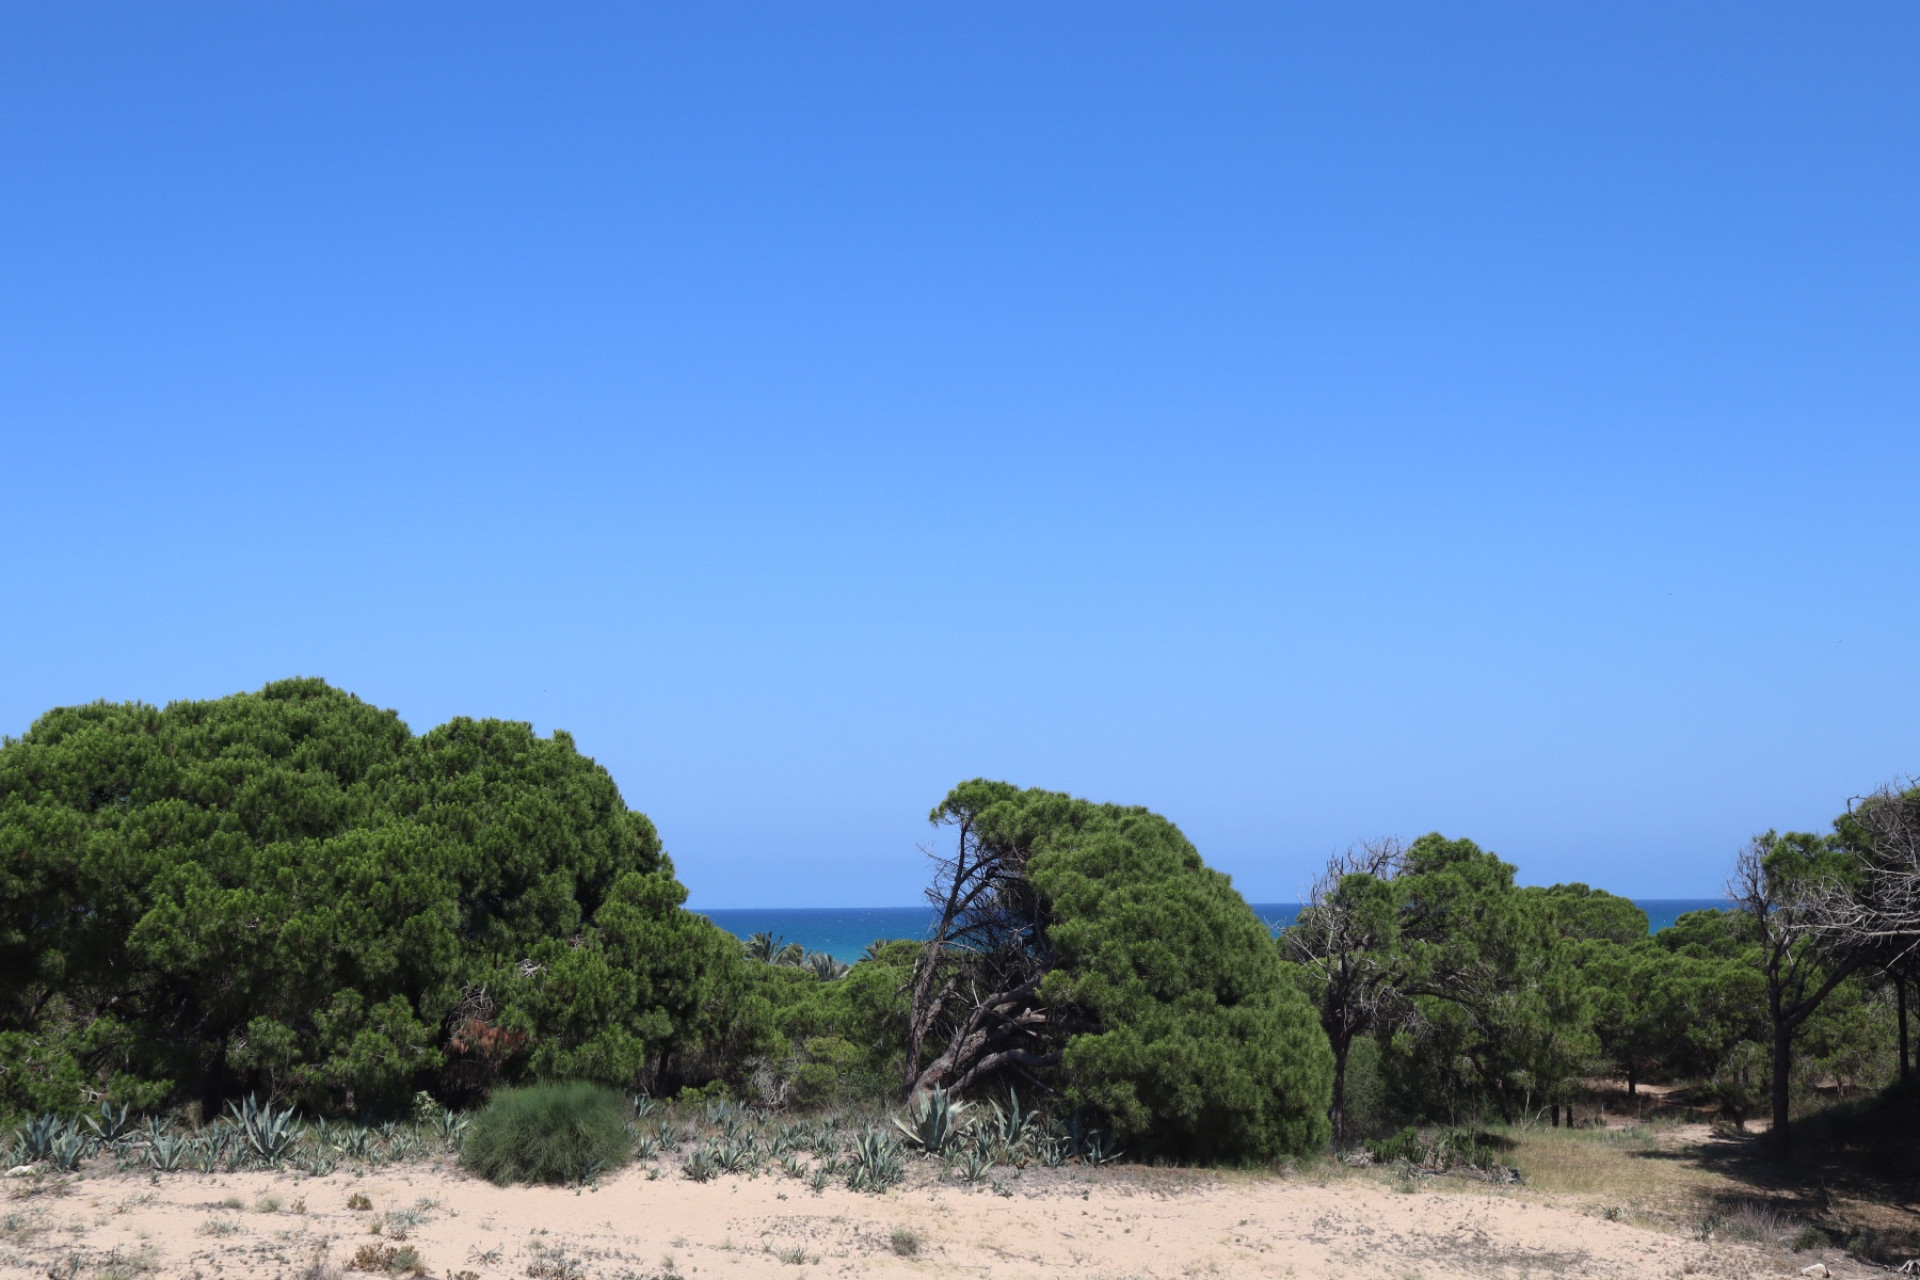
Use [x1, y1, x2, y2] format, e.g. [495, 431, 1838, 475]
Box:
[694, 898, 1728, 963]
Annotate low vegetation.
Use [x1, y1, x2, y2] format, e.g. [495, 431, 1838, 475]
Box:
[459, 1081, 629, 1185]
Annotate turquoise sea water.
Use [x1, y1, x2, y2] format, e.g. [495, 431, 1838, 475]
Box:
[696, 898, 1728, 963]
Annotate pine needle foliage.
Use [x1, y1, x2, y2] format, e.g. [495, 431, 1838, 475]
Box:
[460, 1081, 630, 1185]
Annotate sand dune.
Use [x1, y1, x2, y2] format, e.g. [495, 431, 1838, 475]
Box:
[2, 1155, 1853, 1280]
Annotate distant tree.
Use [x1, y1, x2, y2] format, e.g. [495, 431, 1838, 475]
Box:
[1832, 781, 1920, 1083]
[1396, 835, 1594, 1126]
[1727, 831, 1865, 1154]
[1282, 839, 1405, 1144]
[1524, 883, 1650, 946]
[1830, 780, 1920, 948]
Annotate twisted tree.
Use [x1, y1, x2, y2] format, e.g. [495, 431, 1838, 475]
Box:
[902, 781, 1066, 1101]
[1283, 838, 1405, 1144]
[903, 780, 1332, 1161]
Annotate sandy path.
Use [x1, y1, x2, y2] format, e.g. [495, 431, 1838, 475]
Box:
[2, 1160, 1820, 1280]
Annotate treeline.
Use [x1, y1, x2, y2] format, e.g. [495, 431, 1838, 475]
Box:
[2, 680, 1914, 1165]
[1282, 819, 1918, 1154]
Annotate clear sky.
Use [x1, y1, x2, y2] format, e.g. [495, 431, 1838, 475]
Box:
[2, 4, 1915, 906]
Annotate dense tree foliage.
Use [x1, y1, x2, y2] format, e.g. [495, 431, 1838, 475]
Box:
[0, 680, 757, 1119]
[1284, 816, 1914, 1156]
[905, 780, 1332, 1162]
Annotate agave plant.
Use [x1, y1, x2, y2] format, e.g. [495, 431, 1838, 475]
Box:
[142, 1115, 173, 1147]
[957, 1147, 993, 1186]
[981, 1090, 1037, 1155]
[893, 1086, 971, 1157]
[1081, 1132, 1122, 1167]
[682, 1143, 720, 1183]
[630, 1093, 657, 1120]
[84, 1102, 135, 1144]
[715, 1138, 756, 1175]
[226, 1095, 299, 1166]
[148, 1135, 189, 1173]
[433, 1109, 468, 1148]
[49, 1132, 91, 1172]
[18, 1114, 71, 1162]
[631, 1133, 658, 1162]
[844, 1130, 905, 1193]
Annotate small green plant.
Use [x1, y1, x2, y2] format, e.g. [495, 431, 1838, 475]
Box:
[198, 1218, 242, 1237]
[845, 1129, 905, 1192]
[48, 1133, 90, 1172]
[460, 1082, 630, 1186]
[892, 1086, 971, 1156]
[958, 1148, 992, 1185]
[889, 1226, 922, 1257]
[346, 1192, 373, 1211]
[682, 1143, 720, 1182]
[227, 1094, 300, 1165]
[84, 1102, 135, 1144]
[346, 1242, 425, 1276]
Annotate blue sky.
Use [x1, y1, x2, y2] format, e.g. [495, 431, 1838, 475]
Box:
[2, 4, 1915, 905]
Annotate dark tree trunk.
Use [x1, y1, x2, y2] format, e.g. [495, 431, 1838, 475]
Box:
[1550, 1102, 1561, 1129]
[1769, 1013, 1793, 1156]
[1899, 975, 1911, 1086]
[1626, 1067, 1636, 1097]
[1328, 1030, 1349, 1146]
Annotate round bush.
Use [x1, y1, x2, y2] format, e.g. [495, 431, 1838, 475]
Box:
[460, 1081, 630, 1185]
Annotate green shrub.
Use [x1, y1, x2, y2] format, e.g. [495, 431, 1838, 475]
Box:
[0, 680, 751, 1118]
[459, 1082, 629, 1185]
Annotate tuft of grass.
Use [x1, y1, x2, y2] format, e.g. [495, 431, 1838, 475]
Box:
[254, 1193, 282, 1213]
[346, 1193, 372, 1212]
[346, 1242, 425, 1276]
[889, 1225, 922, 1257]
[91, 1244, 161, 1278]
[460, 1082, 630, 1187]
[197, 1217, 241, 1236]
[296, 1252, 343, 1280]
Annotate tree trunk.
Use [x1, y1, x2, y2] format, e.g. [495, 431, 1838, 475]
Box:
[1769, 1015, 1793, 1156]
[1899, 975, 1911, 1087]
[1626, 1067, 1636, 1097]
[1328, 1031, 1349, 1147]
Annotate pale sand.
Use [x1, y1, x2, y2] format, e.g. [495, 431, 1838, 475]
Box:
[1, 1159, 1853, 1280]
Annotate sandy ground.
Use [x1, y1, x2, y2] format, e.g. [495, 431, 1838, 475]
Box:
[1, 1157, 1866, 1280]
